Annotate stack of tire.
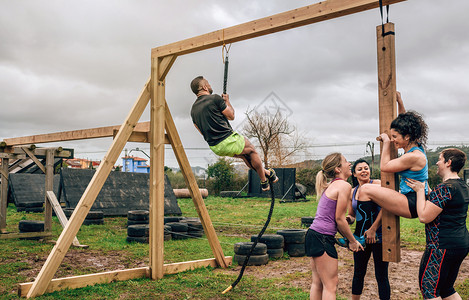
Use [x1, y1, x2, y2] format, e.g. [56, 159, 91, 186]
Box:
[165, 222, 189, 240]
[18, 220, 44, 240]
[301, 216, 314, 228]
[127, 210, 149, 226]
[233, 242, 269, 266]
[126, 224, 149, 243]
[63, 208, 104, 225]
[17, 201, 44, 213]
[276, 229, 307, 257]
[180, 218, 204, 239]
[251, 234, 284, 259]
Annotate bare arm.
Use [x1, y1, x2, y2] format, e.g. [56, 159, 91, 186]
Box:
[346, 188, 355, 224]
[380, 137, 425, 173]
[221, 94, 235, 120]
[406, 178, 442, 223]
[396, 91, 406, 114]
[336, 182, 363, 252]
[364, 209, 382, 243]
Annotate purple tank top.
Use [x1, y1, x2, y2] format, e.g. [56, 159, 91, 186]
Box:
[310, 192, 338, 236]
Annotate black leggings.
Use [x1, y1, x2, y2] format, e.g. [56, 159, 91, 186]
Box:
[352, 242, 390, 300]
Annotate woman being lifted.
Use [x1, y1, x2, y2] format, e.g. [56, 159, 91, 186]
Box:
[359, 92, 429, 219]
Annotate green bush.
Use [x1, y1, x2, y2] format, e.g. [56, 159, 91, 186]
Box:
[206, 158, 235, 195]
[296, 166, 321, 195]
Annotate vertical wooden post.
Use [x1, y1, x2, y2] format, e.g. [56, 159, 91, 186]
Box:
[149, 57, 166, 280]
[44, 149, 54, 232]
[164, 100, 228, 268]
[1, 158, 9, 233]
[377, 22, 401, 262]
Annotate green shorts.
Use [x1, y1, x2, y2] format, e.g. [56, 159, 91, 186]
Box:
[210, 132, 245, 157]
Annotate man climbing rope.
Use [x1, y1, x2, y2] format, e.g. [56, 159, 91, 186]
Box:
[190, 76, 278, 191]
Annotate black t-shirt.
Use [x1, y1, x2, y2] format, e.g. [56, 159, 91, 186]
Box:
[426, 178, 469, 249]
[190, 94, 233, 146]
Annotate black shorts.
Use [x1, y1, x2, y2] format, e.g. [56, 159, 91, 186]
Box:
[305, 228, 338, 259]
[404, 192, 418, 218]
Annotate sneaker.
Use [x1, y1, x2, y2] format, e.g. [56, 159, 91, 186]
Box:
[266, 168, 279, 183]
[261, 180, 270, 191]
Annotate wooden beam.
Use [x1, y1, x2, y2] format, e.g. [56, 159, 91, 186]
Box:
[377, 22, 400, 263]
[152, 0, 406, 58]
[113, 130, 170, 144]
[44, 150, 54, 231]
[1, 158, 8, 233]
[46, 191, 86, 248]
[149, 57, 166, 280]
[164, 99, 228, 268]
[26, 79, 151, 298]
[19, 256, 233, 297]
[2, 122, 150, 146]
[0, 231, 53, 240]
[21, 147, 46, 173]
[158, 55, 177, 81]
[0, 153, 26, 159]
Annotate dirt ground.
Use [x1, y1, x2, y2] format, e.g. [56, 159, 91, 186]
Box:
[17, 246, 469, 299]
[218, 247, 469, 299]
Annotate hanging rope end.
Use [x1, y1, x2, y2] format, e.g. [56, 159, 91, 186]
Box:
[222, 285, 233, 294]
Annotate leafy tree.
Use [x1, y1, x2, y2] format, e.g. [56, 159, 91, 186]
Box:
[296, 166, 321, 195]
[206, 158, 235, 195]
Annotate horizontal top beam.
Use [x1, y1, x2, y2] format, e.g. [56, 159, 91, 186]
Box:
[1, 122, 150, 147]
[152, 0, 406, 58]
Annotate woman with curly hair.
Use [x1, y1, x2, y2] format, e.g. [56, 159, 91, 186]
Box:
[359, 92, 429, 219]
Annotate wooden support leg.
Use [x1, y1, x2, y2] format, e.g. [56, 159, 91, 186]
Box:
[1, 158, 8, 233]
[26, 79, 151, 298]
[377, 22, 401, 263]
[164, 99, 229, 268]
[44, 150, 54, 232]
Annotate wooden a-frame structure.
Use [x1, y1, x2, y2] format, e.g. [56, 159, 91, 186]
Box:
[10, 0, 406, 297]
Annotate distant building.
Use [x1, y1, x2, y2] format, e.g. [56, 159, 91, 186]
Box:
[122, 156, 150, 173]
[65, 158, 100, 169]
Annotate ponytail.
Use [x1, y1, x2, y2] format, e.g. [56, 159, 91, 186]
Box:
[315, 170, 328, 196]
[315, 152, 342, 196]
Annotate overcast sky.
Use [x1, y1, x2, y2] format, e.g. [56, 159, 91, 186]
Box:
[1, 0, 468, 168]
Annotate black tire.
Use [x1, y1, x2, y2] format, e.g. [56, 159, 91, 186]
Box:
[233, 254, 269, 266]
[86, 210, 104, 220]
[267, 248, 284, 258]
[127, 210, 149, 221]
[164, 216, 183, 224]
[83, 219, 104, 226]
[187, 230, 204, 238]
[171, 232, 189, 240]
[250, 234, 284, 249]
[127, 219, 149, 226]
[25, 207, 44, 213]
[301, 216, 315, 227]
[286, 243, 306, 257]
[166, 222, 188, 232]
[276, 229, 307, 244]
[18, 220, 44, 232]
[23, 201, 44, 208]
[127, 224, 149, 237]
[164, 224, 172, 233]
[16, 206, 25, 212]
[181, 221, 203, 231]
[233, 242, 267, 255]
[126, 236, 149, 243]
[181, 217, 200, 222]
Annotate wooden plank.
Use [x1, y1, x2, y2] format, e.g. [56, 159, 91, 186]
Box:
[113, 130, 170, 144]
[0, 231, 53, 240]
[152, 0, 406, 58]
[19, 256, 233, 297]
[1, 158, 8, 232]
[26, 79, 151, 298]
[2, 122, 150, 147]
[149, 57, 166, 280]
[164, 100, 228, 268]
[0, 153, 26, 159]
[377, 22, 400, 263]
[44, 150, 54, 231]
[21, 147, 46, 173]
[19, 267, 150, 297]
[46, 191, 85, 248]
[158, 55, 177, 81]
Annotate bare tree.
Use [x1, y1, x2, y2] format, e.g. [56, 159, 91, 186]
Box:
[242, 108, 308, 168]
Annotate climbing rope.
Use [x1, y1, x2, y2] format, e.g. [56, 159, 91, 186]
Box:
[222, 30, 231, 94]
[222, 179, 276, 294]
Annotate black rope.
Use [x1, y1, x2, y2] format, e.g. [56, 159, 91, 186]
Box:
[379, 0, 394, 37]
[223, 52, 229, 94]
[222, 180, 275, 294]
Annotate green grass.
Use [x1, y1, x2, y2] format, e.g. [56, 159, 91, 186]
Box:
[1, 197, 468, 299]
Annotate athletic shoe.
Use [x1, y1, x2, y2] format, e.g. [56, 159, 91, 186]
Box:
[261, 180, 270, 191]
[266, 168, 279, 183]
